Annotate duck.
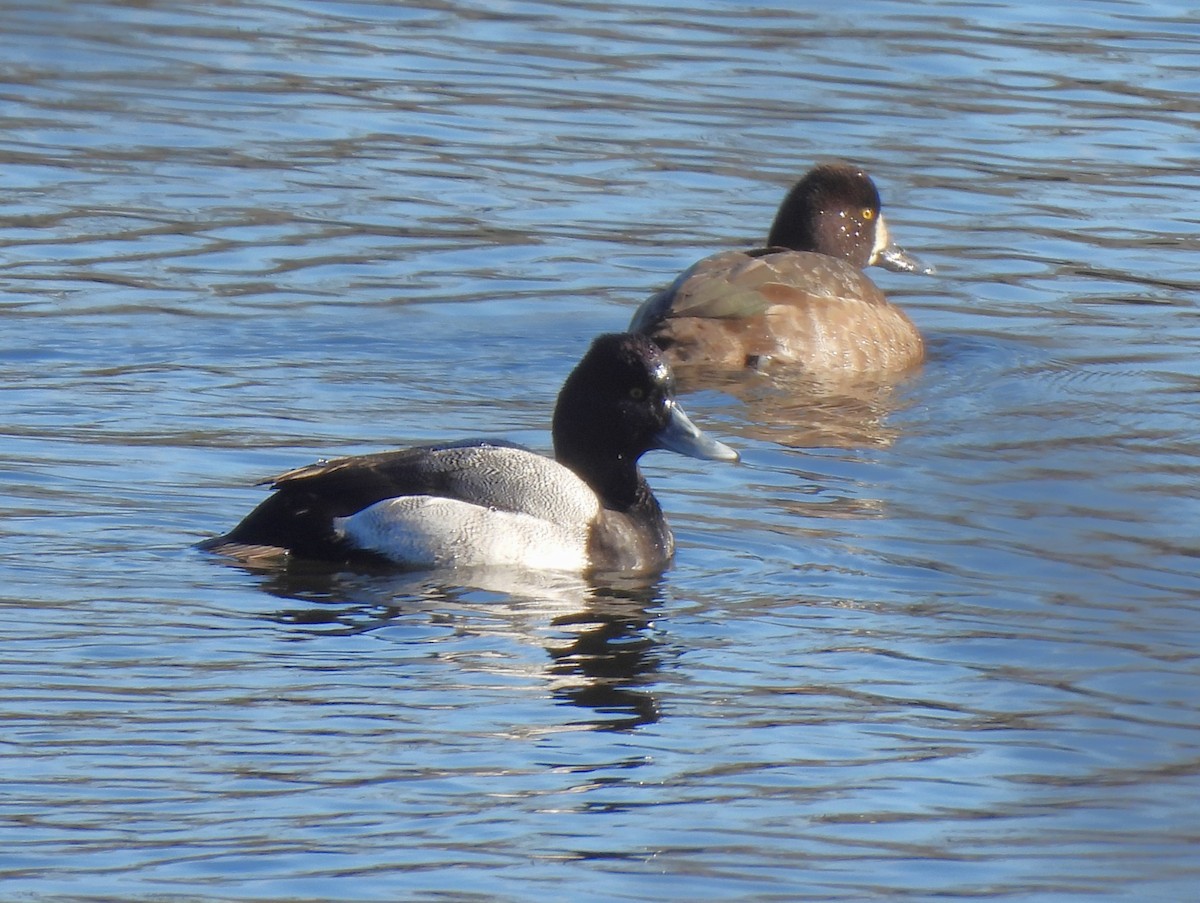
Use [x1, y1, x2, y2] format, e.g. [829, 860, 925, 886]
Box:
[199, 332, 738, 574]
[629, 162, 932, 374]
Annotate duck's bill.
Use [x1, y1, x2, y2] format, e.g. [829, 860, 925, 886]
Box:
[870, 212, 935, 275]
[655, 401, 740, 463]
[876, 243, 935, 275]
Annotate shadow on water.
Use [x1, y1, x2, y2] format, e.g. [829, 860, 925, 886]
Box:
[224, 556, 669, 731]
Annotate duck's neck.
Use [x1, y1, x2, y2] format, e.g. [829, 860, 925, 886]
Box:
[557, 446, 658, 516]
[766, 216, 815, 252]
[766, 189, 817, 252]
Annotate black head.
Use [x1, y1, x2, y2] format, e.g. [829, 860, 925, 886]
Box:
[765, 163, 886, 267]
[552, 333, 736, 503]
[766, 163, 931, 273]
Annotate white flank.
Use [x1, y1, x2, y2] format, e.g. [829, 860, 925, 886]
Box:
[334, 496, 591, 572]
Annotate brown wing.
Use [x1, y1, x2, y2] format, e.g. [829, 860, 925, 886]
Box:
[631, 249, 921, 373]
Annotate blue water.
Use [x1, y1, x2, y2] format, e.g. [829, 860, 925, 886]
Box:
[2, 1, 1199, 899]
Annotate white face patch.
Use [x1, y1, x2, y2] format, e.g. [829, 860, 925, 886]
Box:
[869, 212, 891, 265]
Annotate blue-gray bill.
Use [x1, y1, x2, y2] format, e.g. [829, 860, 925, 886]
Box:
[655, 401, 740, 462]
[877, 242, 935, 275]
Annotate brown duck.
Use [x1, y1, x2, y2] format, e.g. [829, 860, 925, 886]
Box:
[629, 163, 931, 374]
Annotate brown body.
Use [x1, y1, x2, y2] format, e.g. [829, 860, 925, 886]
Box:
[630, 164, 929, 375]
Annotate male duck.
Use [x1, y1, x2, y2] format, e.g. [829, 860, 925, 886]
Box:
[629, 163, 932, 374]
[200, 333, 738, 574]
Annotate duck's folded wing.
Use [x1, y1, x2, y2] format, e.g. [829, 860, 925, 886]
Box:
[269, 442, 600, 528]
[630, 250, 770, 330]
[209, 442, 600, 560]
[631, 249, 886, 332]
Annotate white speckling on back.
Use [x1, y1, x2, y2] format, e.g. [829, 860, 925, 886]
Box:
[332, 446, 602, 571]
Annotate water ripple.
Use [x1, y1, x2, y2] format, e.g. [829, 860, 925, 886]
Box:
[1, 0, 1199, 900]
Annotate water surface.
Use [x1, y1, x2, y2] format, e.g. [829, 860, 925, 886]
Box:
[2, 1, 1199, 900]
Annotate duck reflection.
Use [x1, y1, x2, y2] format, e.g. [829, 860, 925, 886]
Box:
[231, 558, 667, 730]
[541, 579, 665, 730]
[672, 360, 917, 450]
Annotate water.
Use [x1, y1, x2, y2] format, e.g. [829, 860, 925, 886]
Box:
[2, 0, 1199, 899]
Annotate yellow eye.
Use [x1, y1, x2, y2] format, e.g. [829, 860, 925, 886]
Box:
[629, 387, 645, 400]
[862, 208, 875, 220]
